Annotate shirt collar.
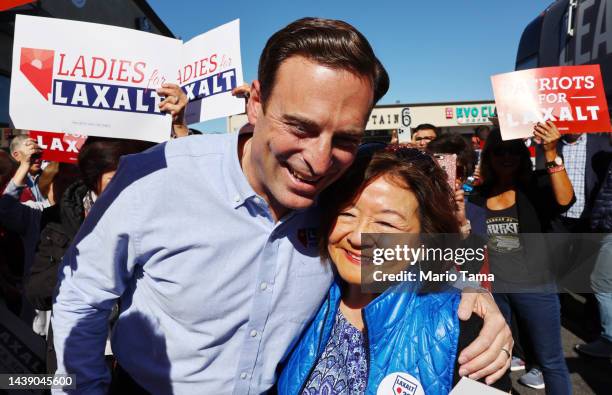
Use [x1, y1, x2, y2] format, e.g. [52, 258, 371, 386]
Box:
[223, 131, 259, 209]
[26, 172, 39, 185]
[561, 134, 586, 145]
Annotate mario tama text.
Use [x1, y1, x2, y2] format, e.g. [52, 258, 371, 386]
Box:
[371, 269, 493, 284]
[360, 233, 491, 287]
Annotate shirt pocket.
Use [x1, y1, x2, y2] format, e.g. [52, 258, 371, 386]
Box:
[283, 257, 331, 325]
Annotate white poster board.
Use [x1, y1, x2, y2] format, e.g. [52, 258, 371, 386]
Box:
[10, 15, 180, 142]
[180, 19, 244, 125]
[10, 16, 246, 142]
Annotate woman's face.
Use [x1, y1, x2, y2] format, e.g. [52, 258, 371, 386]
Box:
[490, 142, 522, 178]
[327, 175, 421, 286]
[97, 170, 116, 195]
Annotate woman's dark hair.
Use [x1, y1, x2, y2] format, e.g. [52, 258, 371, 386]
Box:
[78, 137, 155, 194]
[258, 17, 389, 108]
[479, 128, 533, 191]
[427, 133, 476, 180]
[318, 145, 460, 263]
[0, 150, 16, 192]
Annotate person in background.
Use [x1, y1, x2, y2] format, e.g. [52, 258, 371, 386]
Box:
[538, 133, 612, 233]
[0, 150, 15, 192]
[411, 123, 438, 147]
[469, 123, 574, 394]
[473, 125, 491, 152]
[426, 133, 476, 236]
[428, 134, 537, 380]
[277, 145, 511, 394]
[23, 137, 154, 374]
[389, 128, 399, 144]
[0, 150, 22, 315]
[537, 132, 612, 354]
[575, 160, 612, 358]
[9, 134, 46, 205]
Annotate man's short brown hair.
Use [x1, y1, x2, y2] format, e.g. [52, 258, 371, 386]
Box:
[258, 17, 389, 108]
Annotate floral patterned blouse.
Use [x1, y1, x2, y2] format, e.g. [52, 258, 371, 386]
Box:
[301, 310, 368, 394]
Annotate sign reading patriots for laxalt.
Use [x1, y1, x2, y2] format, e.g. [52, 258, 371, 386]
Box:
[10, 16, 245, 142]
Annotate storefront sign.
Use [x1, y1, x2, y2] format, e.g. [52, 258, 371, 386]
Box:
[454, 105, 496, 124]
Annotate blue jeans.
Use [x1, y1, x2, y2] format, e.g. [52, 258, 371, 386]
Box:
[494, 293, 571, 395]
[591, 233, 612, 342]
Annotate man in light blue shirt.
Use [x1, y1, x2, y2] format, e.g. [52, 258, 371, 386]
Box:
[52, 18, 512, 394]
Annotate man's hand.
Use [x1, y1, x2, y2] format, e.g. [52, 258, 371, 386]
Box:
[457, 289, 512, 384]
[12, 138, 41, 187]
[157, 83, 189, 138]
[17, 138, 41, 165]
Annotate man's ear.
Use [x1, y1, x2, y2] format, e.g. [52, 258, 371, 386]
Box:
[247, 80, 262, 125]
[11, 151, 20, 161]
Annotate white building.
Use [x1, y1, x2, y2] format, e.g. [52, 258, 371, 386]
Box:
[227, 100, 496, 142]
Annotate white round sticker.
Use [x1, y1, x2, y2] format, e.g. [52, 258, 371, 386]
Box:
[376, 372, 425, 395]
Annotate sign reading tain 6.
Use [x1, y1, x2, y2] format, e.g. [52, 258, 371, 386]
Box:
[454, 104, 497, 124]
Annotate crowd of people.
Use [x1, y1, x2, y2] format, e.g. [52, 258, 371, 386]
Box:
[1, 16, 611, 395]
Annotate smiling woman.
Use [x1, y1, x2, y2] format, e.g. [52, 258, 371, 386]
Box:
[276, 145, 511, 395]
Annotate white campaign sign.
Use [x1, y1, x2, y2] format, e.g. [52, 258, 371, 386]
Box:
[449, 377, 507, 394]
[180, 19, 244, 125]
[10, 15, 181, 142]
[10, 16, 246, 142]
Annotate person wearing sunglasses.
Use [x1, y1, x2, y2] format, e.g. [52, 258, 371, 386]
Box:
[467, 122, 574, 394]
[411, 123, 439, 147]
[277, 145, 511, 395]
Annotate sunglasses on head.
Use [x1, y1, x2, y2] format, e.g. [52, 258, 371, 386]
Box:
[357, 143, 437, 168]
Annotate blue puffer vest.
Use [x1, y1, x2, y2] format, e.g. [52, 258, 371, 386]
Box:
[277, 281, 461, 395]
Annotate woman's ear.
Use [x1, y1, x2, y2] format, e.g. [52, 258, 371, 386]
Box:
[246, 80, 262, 125]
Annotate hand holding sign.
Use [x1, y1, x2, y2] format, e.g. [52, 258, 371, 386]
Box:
[533, 121, 561, 153]
[157, 83, 189, 137]
[11, 16, 245, 142]
[18, 137, 42, 164]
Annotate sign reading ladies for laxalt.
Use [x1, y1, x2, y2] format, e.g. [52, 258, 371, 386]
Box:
[10, 15, 244, 143]
[180, 19, 244, 125]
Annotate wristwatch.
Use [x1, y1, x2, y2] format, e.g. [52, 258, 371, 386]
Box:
[545, 156, 563, 169]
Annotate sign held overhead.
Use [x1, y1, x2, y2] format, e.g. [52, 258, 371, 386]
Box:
[491, 65, 611, 140]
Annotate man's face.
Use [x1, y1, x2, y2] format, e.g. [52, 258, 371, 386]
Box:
[12, 148, 41, 175]
[412, 129, 436, 147]
[246, 56, 374, 217]
[562, 133, 582, 143]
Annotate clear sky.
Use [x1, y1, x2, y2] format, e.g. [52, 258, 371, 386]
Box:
[148, 0, 552, 132]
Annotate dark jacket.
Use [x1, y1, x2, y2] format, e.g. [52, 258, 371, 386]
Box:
[467, 171, 575, 286]
[591, 162, 612, 232]
[535, 133, 612, 221]
[25, 181, 87, 310]
[468, 170, 575, 233]
[23, 181, 87, 374]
